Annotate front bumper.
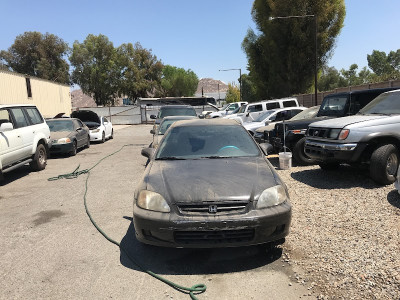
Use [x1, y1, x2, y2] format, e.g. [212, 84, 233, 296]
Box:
[49, 142, 74, 154]
[304, 139, 367, 163]
[133, 202, 291, 248]
[89, 130, 103, 141]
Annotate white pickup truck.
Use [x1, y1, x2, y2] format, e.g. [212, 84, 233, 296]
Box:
[0, 104, 51, 180]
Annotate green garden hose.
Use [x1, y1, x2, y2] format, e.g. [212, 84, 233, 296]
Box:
[48, 144, 206, 299]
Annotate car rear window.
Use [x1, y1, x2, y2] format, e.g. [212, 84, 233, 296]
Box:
[158, 107, 197, 118]
[47, 120, 74, 132]
[156, 125, 260, 159]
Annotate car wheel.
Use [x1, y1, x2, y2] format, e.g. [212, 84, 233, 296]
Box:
[110, 129, 114, 139]
[101, 131, 105, 143]
[319, 162, 340, 170]
[86, 135, 90, 148]
[293, 137, 317, 165]
[70, 141, 77, 156]
[370, 144, 399, 185]
[30, 144, 47, 171]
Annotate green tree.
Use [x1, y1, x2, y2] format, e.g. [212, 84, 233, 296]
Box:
[242, 0, 345, 99]
[160, 65, 198, 97]
[0, 31, 69, 84]
[116, 42, 163, 101]
[225, 83, 240, 103]
[240, 74, 257, 102]
[70, 34, 119, 106]
[367, 49, 400, 80]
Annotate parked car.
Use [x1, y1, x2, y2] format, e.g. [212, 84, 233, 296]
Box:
[225, 98, 299, 124]
[150, 105, 197, 133]
[253, 106, 320, 143]
[269, 88, 398, 165]
[136, 119, 291, 248]
[305, 89, 400, 185]
[71, 110, 113, 143]
[0, 104, 50, 180]
[149, 116, 197, 149]
[243, 107, 306, 136]
[203, 101, 248, 118]
[47, 118, 90, 156]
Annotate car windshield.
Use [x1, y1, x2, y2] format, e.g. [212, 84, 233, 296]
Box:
[359, 92, 400, 115]
[253, 110, 276, 122]
[318, 96, 348, 117]
[231, 107, 241, 114]
[219, 104, 229, 111]
[47, 120, 74, 132]
[156, 125, 260, 159]
[158, 119, 184, 134]
[158, 107, 197, 118]
[290, 106, 320, 121]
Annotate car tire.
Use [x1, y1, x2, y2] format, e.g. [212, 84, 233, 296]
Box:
[30, 144, 47, 171]
[101, 131, 105, 143]
[293, 137, 317, 165]
[70, 141, 77, 156]
[319, 162, 340, 170]
[110, 129, 114, 139]
[370, 144, 399, 185]
[86, 136, 90, 148]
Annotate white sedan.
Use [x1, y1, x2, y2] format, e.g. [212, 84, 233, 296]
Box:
[243, 107, 306, 135]
[71, 110, 113, 143]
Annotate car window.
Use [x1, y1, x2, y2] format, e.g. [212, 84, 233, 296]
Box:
[248, 104, 263, 112]
[156, 125, 261, 159]
[290, 106, 320, 120]
[253, 110, 275, 122]
[283, 100, 297, 107]
[319, 96, 348, 117]
[47, 120, 74, 132]
[77, 120, 84, 127]
[229, 104, 237, 111]
[159, 107, 197, 118]
[10, 108, 29, 128]
[0, 109, 12, 126]
[25, 107, 43, 125]
[104, 117, 108, 123]
[359, 92, 400, 114]
[289, 109, 303, 118]
[266, 102, 280, 110]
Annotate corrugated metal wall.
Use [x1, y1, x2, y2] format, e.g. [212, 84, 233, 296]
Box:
[0, 70, 71, 118]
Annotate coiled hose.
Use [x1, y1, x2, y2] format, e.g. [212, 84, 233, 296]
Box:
[48, 144, 206, 299]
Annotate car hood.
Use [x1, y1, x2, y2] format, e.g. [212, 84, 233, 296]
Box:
[243, 121, 264, 131]
[84, 121, 101, 129]
[309, 115, 387, 129]
[50, 131, 74, 140]
[282, 116, 332, 130]
[145, 157, 278, 203]
[71, 110, 100, 124]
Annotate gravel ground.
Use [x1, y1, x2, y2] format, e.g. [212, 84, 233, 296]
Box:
[269, 157, 400, 299]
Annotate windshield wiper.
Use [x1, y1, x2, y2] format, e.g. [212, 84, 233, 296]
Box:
[156, 156, 186, 160]
[200, 156, 231, 159]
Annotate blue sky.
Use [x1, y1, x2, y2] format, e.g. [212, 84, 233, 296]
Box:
[1, 1, 400, 86]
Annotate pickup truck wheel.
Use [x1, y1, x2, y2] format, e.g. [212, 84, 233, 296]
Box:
[319, 162, 340, 170]
[370, 144, 399, 185]
[30, 144, 47, 171]
[293, 137, 317, 165]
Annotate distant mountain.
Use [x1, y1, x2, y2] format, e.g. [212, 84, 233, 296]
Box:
[196, 78, 228, 95]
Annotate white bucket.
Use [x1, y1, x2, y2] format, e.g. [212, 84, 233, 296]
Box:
[279, 152, 292, 170]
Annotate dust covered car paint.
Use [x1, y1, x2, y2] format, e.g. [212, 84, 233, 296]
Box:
[134, 119, 291, 248]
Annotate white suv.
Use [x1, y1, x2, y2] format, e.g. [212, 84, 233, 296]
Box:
[0, 105, 51, 179]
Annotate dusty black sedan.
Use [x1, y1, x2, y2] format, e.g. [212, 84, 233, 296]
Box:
[135, 119, 291, 248]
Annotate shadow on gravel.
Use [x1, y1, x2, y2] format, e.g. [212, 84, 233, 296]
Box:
[387, 190, 400, 209]
[119, 222, 282, 275]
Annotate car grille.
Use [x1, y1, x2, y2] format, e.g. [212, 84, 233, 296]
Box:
[174, 229, 255, 245]
[177, 201, 249, 215]
[307, 127, 329, 138]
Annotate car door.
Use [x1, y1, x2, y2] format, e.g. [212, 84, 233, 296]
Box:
[103, 117, 112, 137]
[9, 107, 34, 159]
[0, 108, 25, 167]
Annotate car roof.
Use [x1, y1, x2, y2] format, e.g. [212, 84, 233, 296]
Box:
[171, 118, 240, 128]
[46, 118, 79, 122]
[161, 116, 198, 121]
[0, 104, 37, 109]
[159, 105, 193, 109]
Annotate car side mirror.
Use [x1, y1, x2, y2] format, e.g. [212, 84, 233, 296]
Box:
[259, 143, 273, 155]
[141, 147, 156, 159]
[0, 122, 13, 132]
[246, 112, 250, 117]
[150, 129, 155, 134]
[150, 115, 156, 120]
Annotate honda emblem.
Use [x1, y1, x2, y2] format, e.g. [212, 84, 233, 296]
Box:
[208, 205, 218, 213]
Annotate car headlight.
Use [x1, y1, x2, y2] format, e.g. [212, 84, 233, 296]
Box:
[91, 129, 100, 133]
[328, 129, 341, 139]
[256, 185, 289, 209]
[57, 138, 71, 144]
[137, 190, 170, 212]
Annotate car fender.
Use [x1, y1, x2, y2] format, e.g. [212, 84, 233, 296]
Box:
[31, 131, 50, 155]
